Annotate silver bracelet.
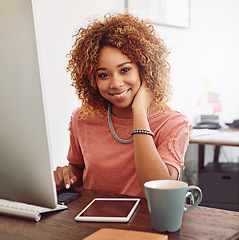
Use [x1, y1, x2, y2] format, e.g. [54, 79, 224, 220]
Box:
[131, 129, 155, 137]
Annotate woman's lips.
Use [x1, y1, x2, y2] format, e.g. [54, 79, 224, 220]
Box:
[109, 88, 130, 98]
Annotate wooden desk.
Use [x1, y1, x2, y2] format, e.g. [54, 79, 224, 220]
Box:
[190, 128, 239, 172]
[0, 188, 239, 240]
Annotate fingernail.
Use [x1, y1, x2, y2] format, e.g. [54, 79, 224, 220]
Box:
[66, 184, 70, 189]
[70, 179, 74, 184]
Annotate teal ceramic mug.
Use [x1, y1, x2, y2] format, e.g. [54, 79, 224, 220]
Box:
[144, 180, 202, 232]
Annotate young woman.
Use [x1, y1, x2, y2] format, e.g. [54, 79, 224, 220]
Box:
[54, 13, 192, 197]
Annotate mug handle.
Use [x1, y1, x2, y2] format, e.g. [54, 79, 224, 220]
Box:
[184, 185, 202, 213]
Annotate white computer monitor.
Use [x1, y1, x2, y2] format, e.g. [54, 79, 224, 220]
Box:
[0, 0, 57, 209]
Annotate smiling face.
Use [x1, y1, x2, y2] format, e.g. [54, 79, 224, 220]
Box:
[96, 46, 141, 118]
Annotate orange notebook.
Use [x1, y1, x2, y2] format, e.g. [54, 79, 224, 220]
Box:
[83, 228, 168, 240]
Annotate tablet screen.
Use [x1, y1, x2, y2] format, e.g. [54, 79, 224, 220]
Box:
[82, 199, 137, 217]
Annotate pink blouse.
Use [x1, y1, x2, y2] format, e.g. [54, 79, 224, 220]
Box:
[67, 107, 192, 197]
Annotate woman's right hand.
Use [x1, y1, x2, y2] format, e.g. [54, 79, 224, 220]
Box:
[132, 81, 154, 114]
[54, 166, 78, 191]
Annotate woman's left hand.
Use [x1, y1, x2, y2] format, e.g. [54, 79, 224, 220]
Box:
[132, 81, 154, 113]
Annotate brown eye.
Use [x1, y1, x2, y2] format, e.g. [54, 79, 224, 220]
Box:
[121, 67, 131, 73]
[98, 73, 109, 78]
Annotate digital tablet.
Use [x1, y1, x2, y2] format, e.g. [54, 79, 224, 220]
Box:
[75, 198, 140, 222]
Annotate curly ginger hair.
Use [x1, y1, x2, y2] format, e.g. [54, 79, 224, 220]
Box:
[67, 13, 172, 118]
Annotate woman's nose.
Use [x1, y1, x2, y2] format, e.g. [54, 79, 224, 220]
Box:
[110, 75, 124, 89]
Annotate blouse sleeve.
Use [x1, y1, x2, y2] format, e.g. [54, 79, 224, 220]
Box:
[67, 108, 84, 166]
[156, 115, 192, 177]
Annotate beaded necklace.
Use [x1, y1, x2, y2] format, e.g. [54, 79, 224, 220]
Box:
[107, 104, 133, 144]
[107, 105, 149, 144]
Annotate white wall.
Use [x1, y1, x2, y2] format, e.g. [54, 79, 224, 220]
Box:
[33, 0, 239, 168]
[158, 0, 239, 125]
